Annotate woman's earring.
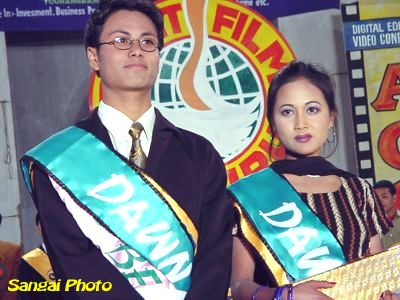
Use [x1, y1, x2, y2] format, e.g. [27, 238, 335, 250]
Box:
[271, 134, 281, 148]
[327, 127, 336, 144]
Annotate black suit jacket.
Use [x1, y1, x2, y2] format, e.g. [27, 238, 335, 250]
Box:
[31, 109, 233, 300]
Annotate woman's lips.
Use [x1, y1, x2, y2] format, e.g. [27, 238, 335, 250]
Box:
[295, 134, 312, 143]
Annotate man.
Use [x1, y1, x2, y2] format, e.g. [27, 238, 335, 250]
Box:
[20, 1, 233, 299]
[374, 180, 400, 250]
[17, 214, 57, 300]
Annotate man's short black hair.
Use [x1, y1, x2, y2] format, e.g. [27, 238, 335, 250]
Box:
[374, 180, 396, 196]
[85, 0, 164, 50]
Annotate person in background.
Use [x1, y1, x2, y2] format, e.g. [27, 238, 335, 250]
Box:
[374, 180, 400, 249]
[20, 0, 233, 299]
[17, 213, 57, 300]
[229, 61, 393, 299]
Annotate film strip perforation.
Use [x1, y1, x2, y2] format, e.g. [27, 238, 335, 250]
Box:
[343, 2, 375, 181]
[341, 3, 360, 22]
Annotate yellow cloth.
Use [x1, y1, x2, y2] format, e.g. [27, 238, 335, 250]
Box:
[22, 248, 54, 282]
[296, 245, 400, 299]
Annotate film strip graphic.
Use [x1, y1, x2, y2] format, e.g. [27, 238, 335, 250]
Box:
[341, 2, 375, 184]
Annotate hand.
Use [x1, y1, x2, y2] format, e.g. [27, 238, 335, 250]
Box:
[291, 280, 336, 300]
[380, 290, 400, 300]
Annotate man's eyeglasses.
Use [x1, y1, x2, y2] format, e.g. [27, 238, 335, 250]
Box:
[98, 37, 159, 52]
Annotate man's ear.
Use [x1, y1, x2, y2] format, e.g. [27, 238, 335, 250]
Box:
[87, 47, 100, 72]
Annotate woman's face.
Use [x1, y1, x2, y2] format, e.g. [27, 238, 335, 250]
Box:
[272, 78, 335, 159]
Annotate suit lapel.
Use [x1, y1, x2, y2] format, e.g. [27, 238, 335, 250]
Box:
[146, 109, 178, 177]
[75, 108, 114, 148]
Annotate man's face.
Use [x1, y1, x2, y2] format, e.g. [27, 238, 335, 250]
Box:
[375, 187, 396, 213]
[87, 10, 160, 97]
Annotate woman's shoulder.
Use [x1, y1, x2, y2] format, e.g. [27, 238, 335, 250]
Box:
[338, 174, 377, 202]
[341, 174, 373, 189]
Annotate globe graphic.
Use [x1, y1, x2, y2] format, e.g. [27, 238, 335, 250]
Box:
[151, 39, 264, 161]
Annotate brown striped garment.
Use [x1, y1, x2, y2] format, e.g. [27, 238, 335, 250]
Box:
[299, 175, 391, 262]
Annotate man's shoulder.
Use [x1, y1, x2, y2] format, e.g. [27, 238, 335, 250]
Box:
[75, 109, 101, 131]
[175, 125, 211, 145]
[156, 110, 216, 149]
[394, 210, 400, 222]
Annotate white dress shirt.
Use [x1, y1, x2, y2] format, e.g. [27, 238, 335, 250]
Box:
[98, 101, 155, 159]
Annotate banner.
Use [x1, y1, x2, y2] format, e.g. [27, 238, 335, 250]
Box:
[0, 0, 99, 31]
[0, 0, 339, 32]
[237, 0, 339, 20]
[89, 0, 295, 184]
[341, 0, 400, 203]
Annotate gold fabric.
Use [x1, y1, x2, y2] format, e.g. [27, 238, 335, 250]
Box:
[234, 202, 288, 285]
[22, 247, 54, 282]
[296, 245, 400, 299]
[128, 122, 146, 169]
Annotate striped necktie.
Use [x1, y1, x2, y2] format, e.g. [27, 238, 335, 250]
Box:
[128, 122, 146, 169]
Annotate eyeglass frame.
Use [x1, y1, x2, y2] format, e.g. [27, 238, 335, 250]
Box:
[97, 37, 160, 52]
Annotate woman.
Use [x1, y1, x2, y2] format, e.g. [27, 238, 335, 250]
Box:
[229, 61, 394, 299]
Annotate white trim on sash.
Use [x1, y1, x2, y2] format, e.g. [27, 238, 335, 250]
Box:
[50, 177, 185, 300]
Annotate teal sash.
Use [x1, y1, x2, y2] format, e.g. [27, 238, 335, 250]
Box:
[228, 168, 346, 282]
[21, 126, 196, 292]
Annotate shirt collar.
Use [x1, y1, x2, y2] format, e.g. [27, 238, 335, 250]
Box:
[388, 209, 400, 222]
[98, 100, 155, 143]
[136, 103, 155, 143]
